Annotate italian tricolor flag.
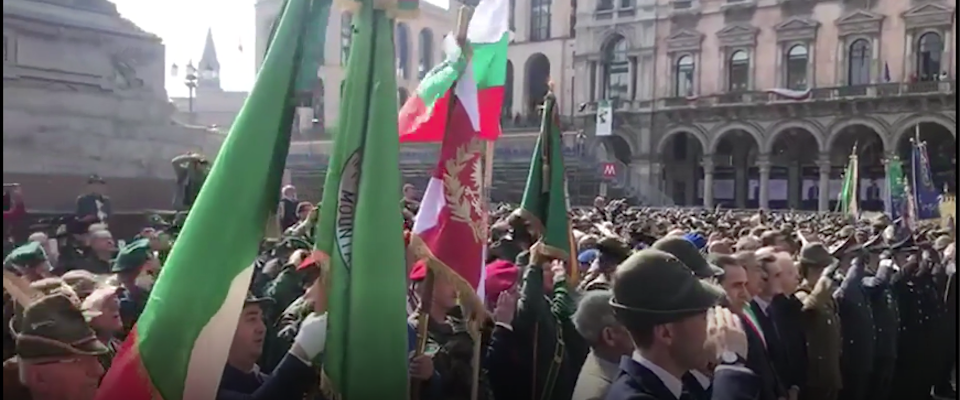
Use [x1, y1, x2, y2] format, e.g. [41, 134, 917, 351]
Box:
[94, 0, 321, 398]
[398, 0, 510, 142]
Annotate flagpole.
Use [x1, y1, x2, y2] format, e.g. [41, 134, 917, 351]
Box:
[411, 8, 474, 400]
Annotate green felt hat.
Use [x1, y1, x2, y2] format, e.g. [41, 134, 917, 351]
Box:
[16, 293, 109, 361]
[4, 242, 47, 268]
[651, 236, 721, 278]
[111, 238, 153, 273]
[610, 249, 723, 327]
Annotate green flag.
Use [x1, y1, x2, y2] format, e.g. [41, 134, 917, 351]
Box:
[838, 148, 860, 216]
[518, 93, 576, 281]
[95, 0, 325, 398]
[314, 3, 408, 400]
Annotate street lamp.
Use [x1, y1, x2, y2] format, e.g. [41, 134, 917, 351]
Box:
[184, 61, 198, 122]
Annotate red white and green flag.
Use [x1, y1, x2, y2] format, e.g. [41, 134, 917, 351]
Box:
[94, 0, 328, 398]
[406, 36, 488, 315]
[398, 0, 510, 143]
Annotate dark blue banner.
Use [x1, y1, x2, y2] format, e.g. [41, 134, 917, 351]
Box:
[911, 140, 941, 220]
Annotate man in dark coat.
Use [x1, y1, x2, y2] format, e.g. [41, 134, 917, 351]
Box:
[863, 254, 899, 400]
[835, 254, 875, 400]
[217, 292, 324, 400]
[75, 175, 111, 224]
[605, 249, 759, 400]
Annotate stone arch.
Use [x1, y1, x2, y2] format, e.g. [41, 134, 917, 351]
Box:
[523, 53, 551, 114]
[709, 121, 763, 153]
[657, 125, 710, 154]
[597, 134, 635, 164]
[597, 28, 635, 49]
[826, 115, 891, 152]
[764, 119, 827, 153]
[891, 113, 957, 147]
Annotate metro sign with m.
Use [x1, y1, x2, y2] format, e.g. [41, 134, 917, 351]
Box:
[602, 163, 617, 178]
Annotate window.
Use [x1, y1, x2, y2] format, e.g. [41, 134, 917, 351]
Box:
[503, 61, 514, 117]
[602, 36, 629, 100]
[847, 39, 871, 85]
[530, 0, 551, 41]
[785, 45, 808, 90]
[398, 88, 409, 108]
[340, 13, 353, 66]
[396, 23, 410, 79]
[917, 32, 942, 82]
[597, 0, 613, 11]
[675, 55, 695, 96]
[727, 50, 749, 91]
[418, 29, 434, 79]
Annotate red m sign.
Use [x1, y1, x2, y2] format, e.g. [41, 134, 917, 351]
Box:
[602, 163, 617, 178]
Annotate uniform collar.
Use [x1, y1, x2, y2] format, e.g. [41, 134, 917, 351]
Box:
[632, 351, 683, 399]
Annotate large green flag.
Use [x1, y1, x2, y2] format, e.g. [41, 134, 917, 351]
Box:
[517, 92, 577, 281]
[314, 2, 408, 400]
[95, 0, 327, 399]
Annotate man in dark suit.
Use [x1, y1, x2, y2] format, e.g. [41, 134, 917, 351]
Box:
[605, 249, 760, 400]
[217, 293, 325, 400]
[770, 252, 807, 400]
[739, 251, 786, 400]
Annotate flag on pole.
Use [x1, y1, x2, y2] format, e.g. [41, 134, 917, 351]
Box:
[838, 145, 860, 216]
[94, 0, 328, 398]
[517, 91, 578, 282]
[407, 35, 487, 316]
[911, 127, 942, 221]
[885, 156, 908, 221]
[313, 2, 409, 399]
[398, 0, 510, 142]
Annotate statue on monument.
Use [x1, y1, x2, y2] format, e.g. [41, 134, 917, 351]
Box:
[171, 153, 211, 211]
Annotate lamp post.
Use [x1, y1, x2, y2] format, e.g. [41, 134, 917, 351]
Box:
[575, 129, 586, 206]
[184, 61, 198, 123]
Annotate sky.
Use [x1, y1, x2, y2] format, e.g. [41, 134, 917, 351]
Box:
[110, 0, 446, 98]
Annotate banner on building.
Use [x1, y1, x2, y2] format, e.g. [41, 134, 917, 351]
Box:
[596, 100, 612, 137]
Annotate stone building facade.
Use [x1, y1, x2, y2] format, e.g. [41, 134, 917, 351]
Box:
[574, 0, 957, 209]
[3, 0, 225, 212]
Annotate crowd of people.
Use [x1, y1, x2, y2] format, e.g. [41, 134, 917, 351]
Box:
[1, 177, 956, 400]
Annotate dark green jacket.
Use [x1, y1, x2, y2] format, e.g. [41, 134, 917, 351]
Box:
[515, 264, 589, 400]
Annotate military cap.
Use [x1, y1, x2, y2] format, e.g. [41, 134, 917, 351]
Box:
[934, 235, 953, 251]
[111, 238, 153, 273]
[3, 242, 47, 268]
[596, 237, 632, 264]
[16, 293, 108, 361]
[798, 243, 836, 269]
[651, 236, 721, 278]
[610, 249, 723, 327]
[244, 291, 274, 307]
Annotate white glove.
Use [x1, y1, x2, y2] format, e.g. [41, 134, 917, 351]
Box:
[293, 312, 328, 361]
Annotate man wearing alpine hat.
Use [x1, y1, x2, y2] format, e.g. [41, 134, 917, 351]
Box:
[604, 249, 758, 400]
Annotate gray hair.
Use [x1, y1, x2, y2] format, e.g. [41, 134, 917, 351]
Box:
[572, 290, 620, 345]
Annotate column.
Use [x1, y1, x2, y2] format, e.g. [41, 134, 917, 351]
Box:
[685, 168, 695, 206]
[594, 61, 604, 100]
[818, 155, 831, 212]
[788, 162, 801, 208]
[775, 43, 784, 87]
[808, 42, 817, 87]
[703, 156, 715, 209]
[758, 155, 771, 209]
[628, 57, 636, 100]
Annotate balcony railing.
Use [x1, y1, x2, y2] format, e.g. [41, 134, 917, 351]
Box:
[578, 80, 954, 114]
